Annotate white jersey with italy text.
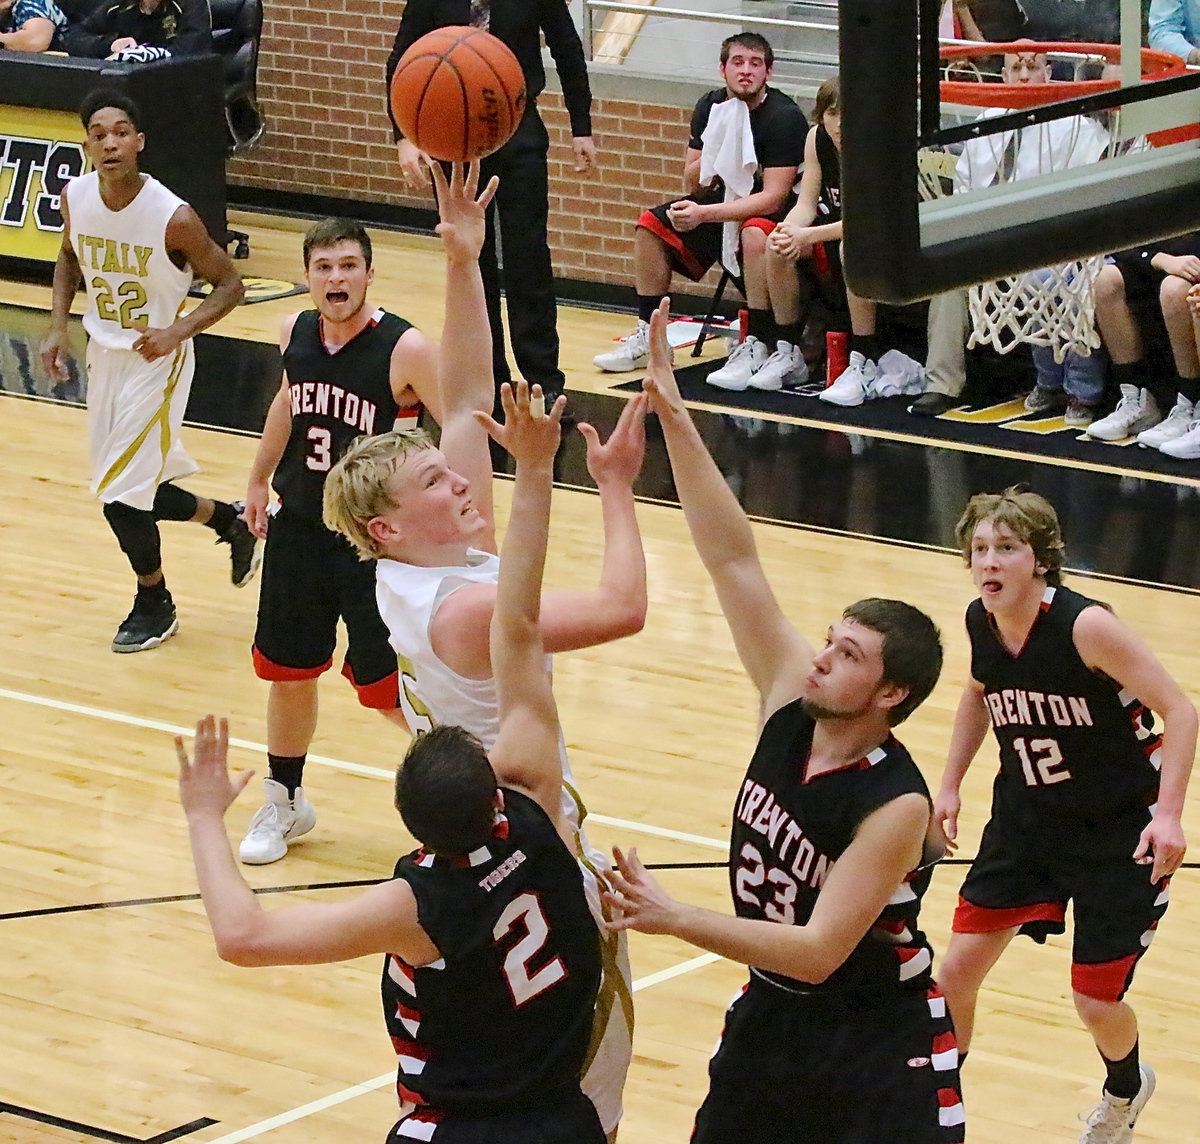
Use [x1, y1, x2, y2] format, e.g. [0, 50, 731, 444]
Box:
[67, 172, 192, 351]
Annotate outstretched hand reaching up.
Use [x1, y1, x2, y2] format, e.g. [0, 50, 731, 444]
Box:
[429, 160, 499, 264]
[580, 392, 647, 490]
[474, 380, 567, 468]
[177, 715, 254, 822]
[640, 298, 685, 418]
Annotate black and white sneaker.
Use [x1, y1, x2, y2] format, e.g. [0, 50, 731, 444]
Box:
[112, 588, 179, 653]
[218, 500, 262, 588]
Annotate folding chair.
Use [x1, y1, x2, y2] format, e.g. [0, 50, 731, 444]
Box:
[691, 266, 745, 357]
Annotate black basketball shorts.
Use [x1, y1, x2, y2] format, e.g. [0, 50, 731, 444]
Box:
[251, 508, 399, 708]
[637, 197, 779, 283]
[1108, 250, 1168, 309]
[691, 977, 964, 1144]
[953, 819, 1170, 1002]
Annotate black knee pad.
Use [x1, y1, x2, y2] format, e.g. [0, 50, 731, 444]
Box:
[103, 500, 162, 576]
[152, 482, 199, 522]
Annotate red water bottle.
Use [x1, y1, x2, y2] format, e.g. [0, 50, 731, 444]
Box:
[825, 331, 849, 386]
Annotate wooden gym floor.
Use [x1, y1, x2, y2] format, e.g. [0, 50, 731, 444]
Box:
[1, 213, 1199, 1144]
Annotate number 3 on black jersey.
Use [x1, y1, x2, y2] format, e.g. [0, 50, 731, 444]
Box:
[306, 425, 332, 471]
[1013, 736, 1072, 786]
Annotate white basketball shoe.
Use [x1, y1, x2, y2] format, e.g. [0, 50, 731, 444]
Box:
[239, 779, 317, 865]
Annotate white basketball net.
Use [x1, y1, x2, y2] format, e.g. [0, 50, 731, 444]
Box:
[967, 256, 1104, 362]
[923, 66, 1127, 364]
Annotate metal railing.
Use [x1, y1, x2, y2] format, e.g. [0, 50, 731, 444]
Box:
[583, 0, 837, 43]
[579, 0, 839, 82]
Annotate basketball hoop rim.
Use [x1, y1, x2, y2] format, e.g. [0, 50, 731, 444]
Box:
[939, 40, 1188, 108]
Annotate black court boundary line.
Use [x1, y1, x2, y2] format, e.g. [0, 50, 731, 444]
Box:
[7, 858, 1196, 922]
[0, 866, 728, 921]
[0, 388, 263, 439]
[0, 1104, 216, 1143]
[8, 292, 1200, 489]
[0, 879, 382, 921]
[6, 286, 1192, 488]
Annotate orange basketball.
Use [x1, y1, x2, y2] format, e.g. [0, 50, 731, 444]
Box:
[390, 26, 527, 163]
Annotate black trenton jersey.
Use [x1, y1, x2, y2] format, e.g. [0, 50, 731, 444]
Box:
[814, 123, 841, 223]
[967, 585, 1162, 855]
[382, 788, 601, 1116]
[274, 308, 416, 520]
[689, 87, 807, 191]
[730, 700, 938, 1000]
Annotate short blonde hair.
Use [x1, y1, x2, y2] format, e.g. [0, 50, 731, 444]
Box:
[955, 487, 1066, 585]
[322, 429, 434, 560]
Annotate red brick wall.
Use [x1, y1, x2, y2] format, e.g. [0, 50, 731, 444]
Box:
[227, 1, 715, 299]
[543, 96, 697, 288]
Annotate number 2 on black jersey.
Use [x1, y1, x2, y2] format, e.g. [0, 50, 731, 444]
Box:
[493, 891, 566, 1007]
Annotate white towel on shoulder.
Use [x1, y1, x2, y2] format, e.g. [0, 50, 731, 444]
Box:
[699, 97, 757, 276]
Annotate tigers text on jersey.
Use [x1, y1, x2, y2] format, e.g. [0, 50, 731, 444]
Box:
[382, 788, 601, 1117]
[731, 699, 938, 1000]
[67, 172, 192, 351]
[274, 308, 415, 519]
[967, 585, 1162, 855]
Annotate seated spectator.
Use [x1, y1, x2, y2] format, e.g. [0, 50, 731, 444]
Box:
[592, 32, 806, 375]
[909, 49, 1110, 419]
[63, 0, 210, 59]
[0, 0, 67, 51]
[705, 77, 844, 393]
[746, 76, 922, 404]
[1020, 264, 1107, 427]
[1148, 0, 1200, 64]
[941, 0, 1031, 87]
[1020, 0, 1121, 83]
[908, 289, 970, 416]
[1088, 236, 1200, 448]
[714, 76, 844, 393]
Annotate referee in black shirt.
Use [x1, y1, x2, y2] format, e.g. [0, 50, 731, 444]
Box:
[387, 0, 596, 404]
